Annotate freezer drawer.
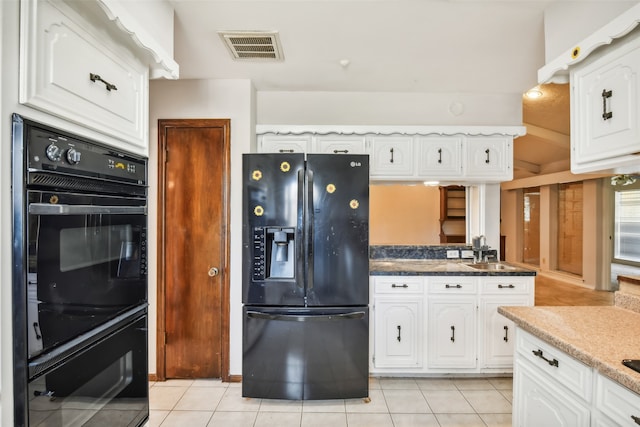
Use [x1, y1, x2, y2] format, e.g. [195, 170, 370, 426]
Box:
[242, 306, 369, 400]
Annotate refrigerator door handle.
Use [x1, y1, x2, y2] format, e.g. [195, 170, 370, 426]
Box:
[305, 167, 314, 291]
[246, 311, 365, 322]
[296, 169, 305, 291]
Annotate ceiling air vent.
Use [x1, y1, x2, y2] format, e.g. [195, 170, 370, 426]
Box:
[218, 31, 284, 61]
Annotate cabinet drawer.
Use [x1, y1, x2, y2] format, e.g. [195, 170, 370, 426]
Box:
[21, 0, 148, 152]
[373, 276, 424, 294]
[595, 374, 640, 426]
[517, 330, 592, 402]
[481, 277, 533, 295]
[428, 277, 477, 294]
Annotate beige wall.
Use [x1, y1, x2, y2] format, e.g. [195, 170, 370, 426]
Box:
[370, 185, 441, 245]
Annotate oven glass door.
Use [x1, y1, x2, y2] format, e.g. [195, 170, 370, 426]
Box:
[27, 190, 147, 358]
[28, 314, 148, 427]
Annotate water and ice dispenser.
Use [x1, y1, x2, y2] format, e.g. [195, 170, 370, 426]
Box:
[251, 227, 295, 280]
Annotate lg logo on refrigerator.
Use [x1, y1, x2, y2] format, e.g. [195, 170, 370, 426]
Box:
[350, 161, 362, 167]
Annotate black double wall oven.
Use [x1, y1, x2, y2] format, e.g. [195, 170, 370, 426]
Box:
[11, 114, 149, 427]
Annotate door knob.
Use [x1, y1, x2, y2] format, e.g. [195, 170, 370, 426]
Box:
[208, 267, 219, 277]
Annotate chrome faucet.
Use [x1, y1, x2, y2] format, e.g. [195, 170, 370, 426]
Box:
[471, 235, 489, 264]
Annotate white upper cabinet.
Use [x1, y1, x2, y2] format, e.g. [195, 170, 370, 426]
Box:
[256, 126, 525, 183]
[258, 134, 312, 153]
[369, 136, 415, 177]
[315, 135, 367, 154]
[464, 136, 512, 181]
[538, 4, 640, 174]
[571, 34, 640, 173]
[416, 136, 463, 178]
[19, 0, 178, 156]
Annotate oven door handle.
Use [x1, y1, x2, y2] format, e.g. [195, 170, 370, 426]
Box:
[29, 203, 147, 215]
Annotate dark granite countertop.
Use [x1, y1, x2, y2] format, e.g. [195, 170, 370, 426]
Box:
[369, 259, 537, 276]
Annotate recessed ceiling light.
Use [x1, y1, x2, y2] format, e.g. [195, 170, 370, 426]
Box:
[525, 88, 543, 99]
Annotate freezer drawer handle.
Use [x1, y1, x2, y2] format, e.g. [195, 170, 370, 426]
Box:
[246, 311, 365, 322]
[532, 349, 559, 367]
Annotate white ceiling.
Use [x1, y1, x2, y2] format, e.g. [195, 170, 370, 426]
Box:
[170, 0, 549, 94]
[169, 0, 579, 179]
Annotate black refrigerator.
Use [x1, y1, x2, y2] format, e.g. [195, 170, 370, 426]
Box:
[242, 153, 369, 400]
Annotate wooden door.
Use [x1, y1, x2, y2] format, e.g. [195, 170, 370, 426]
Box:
[157, 119, 230, 380]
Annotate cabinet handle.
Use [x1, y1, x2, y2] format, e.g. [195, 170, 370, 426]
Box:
[278, 149, 295, 153]
[503, 325, 509, 342]
[532, 349, 559, 367]
[498, 284, 515, 289]
[445, 284, 462, 289]
[437, 148, 442, 164]
[397, 325, 402, 342]
[631, 415, 640, 425]
[485, 148, 490, 164]
[333, 149, 349, 154]
[391, 284, 408, 288]
[389, 147, 395, 163]
[89, 73, 117, 91]
[602, 89, 613, 120]
[450, 325, 455, 342]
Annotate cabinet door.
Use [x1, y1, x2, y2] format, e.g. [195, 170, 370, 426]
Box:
[373, 298, 423, 368]
[427, 297, 476, 368]
[514, 359, 591, 427]
[416, 136, 462, 178]
[20, 0, 148, 153]
[315, 135, 367, 154]
[480, 297, 528, 368]
[572, 38, 640, 167]
[464, 137, 512, 181]
[594, 373, 640, 427]
[258, 135, 312, 153]
[369, 136, 415, 178]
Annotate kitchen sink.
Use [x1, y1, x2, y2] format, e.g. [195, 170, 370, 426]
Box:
[467, 262, 517, 271]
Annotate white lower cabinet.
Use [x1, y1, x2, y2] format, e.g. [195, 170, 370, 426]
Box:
[594, 373, 640, 427]
[370, 274, 535, 375]
[513, 327, 640, 427]
[514, 358, 591, 427]
[480, 276, 533, 369]
[427, 297, 476, 369]
[373, 299, 423, 368]
[480, 298, 526, 368]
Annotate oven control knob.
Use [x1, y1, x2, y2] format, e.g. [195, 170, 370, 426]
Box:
[45, 144, 62, 162]
[66, 148, 82, 165]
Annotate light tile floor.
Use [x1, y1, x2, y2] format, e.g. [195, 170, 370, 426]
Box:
[147, 377, 513, 427]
